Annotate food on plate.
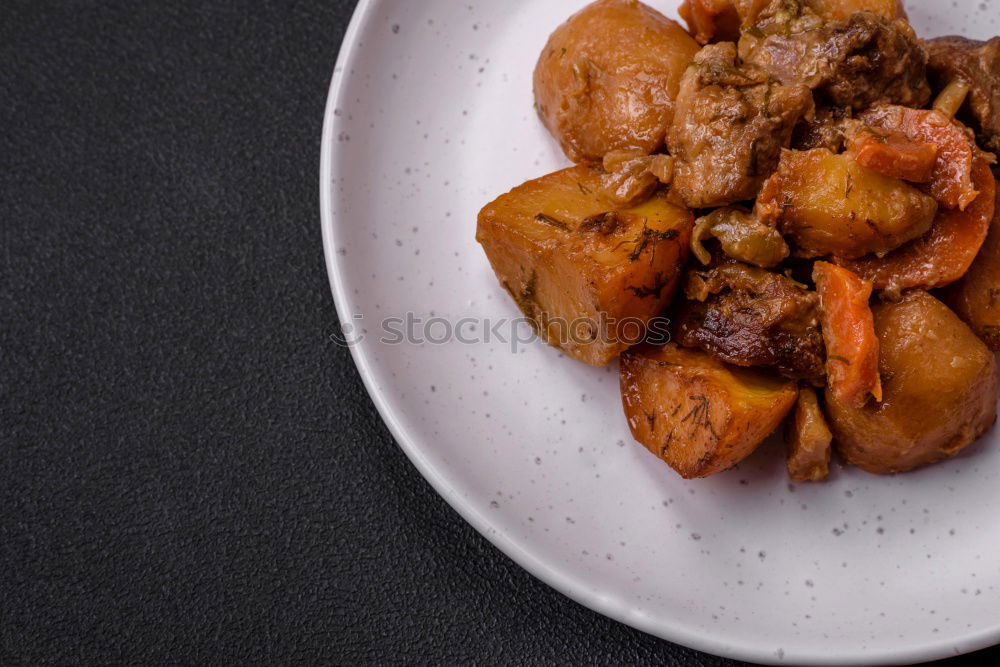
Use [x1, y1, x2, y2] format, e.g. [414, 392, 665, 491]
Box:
[925, 36, 1000, 154]
[477, 165, 692, 366]
[945, 186, 1000, 351]
[812, 262, 881, 407]
[756, 148, 938, 259]
[598, 151, 675, 206]
[690, 207, 789, 268]
[738, 7, 930, 110]
[533, 0, 700, 164]
[836, 157, 996, 293]
[826, 291, 998, 474]
[620, 343, 798, 479]
[679, 0, 905, 45]
[678, 0, 753, 44]
[785, 388, 834, 482]
[479, 0, 1000, 481]
[805, 0, 906, 22]
[667, 42, 813, 208]
[674, 262, 825, 381]
[791, 106, 861, 152]
[858, 104, 980, 210]
[846, 126, 938, 184]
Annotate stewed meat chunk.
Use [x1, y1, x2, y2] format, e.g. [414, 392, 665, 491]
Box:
[925, 36, 1000, 154]
[674, 262, 826, 381]
[667, 43, 814, 208]
[741, 10, 930, 111]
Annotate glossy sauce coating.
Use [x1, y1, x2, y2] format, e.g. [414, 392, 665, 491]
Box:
[825, 291, 998, 474]
[533, 0, 700, 164]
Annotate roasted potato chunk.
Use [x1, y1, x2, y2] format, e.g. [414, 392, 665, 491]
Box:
[826, 291, 999, 475]
[757, 149, 938, 259]
[621, 344, 798, 479]
[477, 166, 693, 366]
[837, 158, 996, 293]
[533, 0, 700, 164]
[946, 183, 1000, 350]
[786, 388, 833, 483]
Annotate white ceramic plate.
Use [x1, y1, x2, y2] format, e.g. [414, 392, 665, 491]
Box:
[320, 1, 1000, 663]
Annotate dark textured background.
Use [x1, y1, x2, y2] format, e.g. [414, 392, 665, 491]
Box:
[0, 1, 996, 664]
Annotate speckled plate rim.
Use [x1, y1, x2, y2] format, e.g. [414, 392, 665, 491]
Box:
[319, 1, 1000, 663]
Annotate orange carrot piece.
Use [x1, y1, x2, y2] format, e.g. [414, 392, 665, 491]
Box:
[837, 158, 996, 293]
[813, 262, 882, 408]
[848, 128, 939, 183]
[679, 0, 743, 44]
[860, 106, 979, 210]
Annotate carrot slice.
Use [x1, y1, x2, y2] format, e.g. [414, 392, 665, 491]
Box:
[813, 262, 882, 408]
[859, 106, 979, 210]
[837, 158, 996, 293]
[678, 0, 741, 44]
[847, 127, 939, 183]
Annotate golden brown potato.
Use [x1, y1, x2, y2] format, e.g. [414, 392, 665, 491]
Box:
[785, 388, 833, 482]
[477, 166, 693, 366]
[756, 149, 938, 259]
[836, 158, 996, 294]
[946, 183, 1000, 350]
[826, 291, 998, 475]
[620, 344, 798, 479]
[533, 0, 700, 164]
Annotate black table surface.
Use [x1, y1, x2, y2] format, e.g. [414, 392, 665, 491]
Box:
[1, 1, 997, 664]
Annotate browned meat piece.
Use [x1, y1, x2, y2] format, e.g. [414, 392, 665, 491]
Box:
[667, 43, 814, 208]
[740, 11, 931, 111]
[791, 107, 861, 151]
[674, 262, 826, 381]
[785, 387, 833, 483]
[925, 36, 1000, 154]
[679, 0, 906, 46]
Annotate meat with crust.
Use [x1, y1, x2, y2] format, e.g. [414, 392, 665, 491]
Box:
[674, 262, 826, 381]
[667, 43, 814, 208]
[740, 10, 931, 111]
[925, 36, 1000, 155]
